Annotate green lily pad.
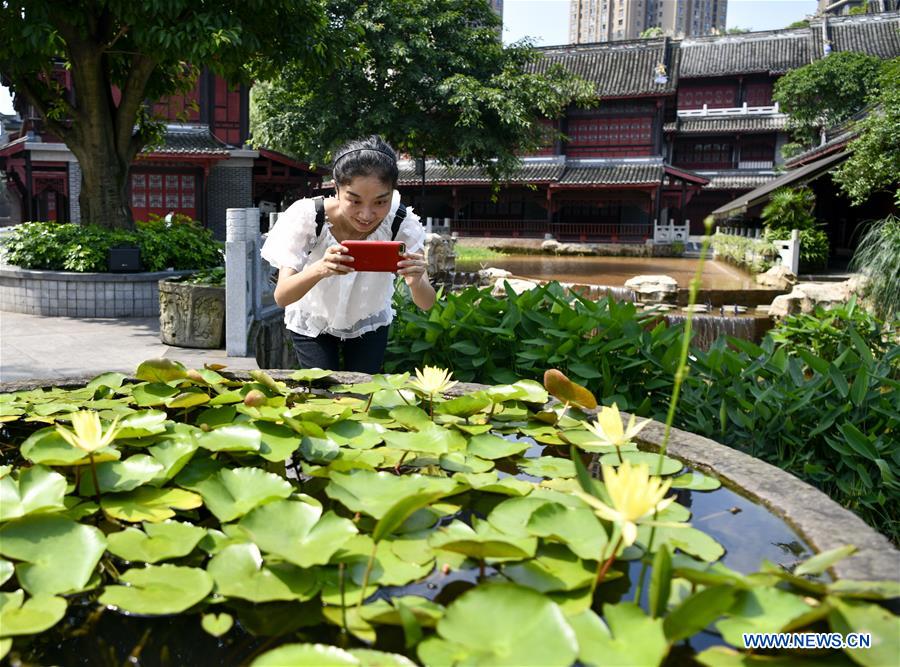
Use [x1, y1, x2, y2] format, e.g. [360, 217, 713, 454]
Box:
[201, 612, 234, 637]
[116, 410, 169, 439]
[101, 487, 203, 523]
[455, 472, 535, 497]
[256, 422, 301, 461]
[290, 369, 334, 382]
[518, 456, 576, 479]
[382, 425, 466, 456]
[485, 380, 549, 405]
[502, 544, 595, 593]
[87, 372, 127, 391]
[526, 503, 608, 561]
[20, 427, 120, 466]
[516, 424, 565, 445]
[131, 383, 180, 407]
[299, 435, 341, 464]
[467, 433, 530, 459]
[0, 515, 106, 595]
[715, 588, 813, 647]
[79, 455, 165, 495]
[569, 603, 668, 667]
[147, 435, 199, 484]
[598, 451, 683, 476]
[359, 596, 445, 628]
[563, 429, 640, 455]
[0, 559, 12, 586]
[487, 497, 553, 538]
[252, 644, 359, 667]
[0, 590, 67, 637]
[828, 597, 899, 667]
[106, 521, 207, 563]
[671, 471, 722, 491]
[166, 390, 210, 409]
[208, 543, 320, 602]
[197, 424, 262, 453]
[429, 520, 536, 561]
[338, 536, 433, 588]
[794, 545, 856, 577]
[325, 470, 463, 519]
[326, 421, 386, 449]
[135, 359, 188, 383]
[99, 564, 213, 615]
[0, 465, 67, 521]
[181, 467, 293, 522]
[348, 649, 418, 667]
[638, 525, 724, 562]
[237, 500, 357, 568]
[437, 452, 494, 474]
[435, 392, 493, 418]
[418, 583, 577, 667]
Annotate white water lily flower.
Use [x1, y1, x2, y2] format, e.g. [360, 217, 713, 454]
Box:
[575, 460, 675, 547]
[584, 404, 650, 448]
[56, 411, 121, 454]
[408, 366, 457, 397]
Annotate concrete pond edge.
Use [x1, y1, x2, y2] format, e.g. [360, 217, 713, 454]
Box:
[2, 370, 897, 583]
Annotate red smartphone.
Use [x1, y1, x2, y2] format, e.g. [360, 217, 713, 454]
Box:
[343, 241, 406, 272]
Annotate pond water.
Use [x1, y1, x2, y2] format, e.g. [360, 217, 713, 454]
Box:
[456, 255, 758, 291]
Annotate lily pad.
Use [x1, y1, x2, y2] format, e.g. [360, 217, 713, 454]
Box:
[20, 427, 120, 466]
[79, 455, 165, 495]
[197, 424, 262, 453]
[101, 487, 203, 523]
[569, 604, 668, 667]
[326, 421, 387, 449]
[518, 456, 576, 479]
[207, 543, 320, 602]
[429, 520, 536, 561]
[252, 644, 359, 667]
[502, 544, 595, 593]
[131, 383, 180, 407]
[828, 597, 899, 667]
[147, 435, 199, 483]
[135, 359, 188, 383]
[437, 452, 494, 474]
[0, 515, 106, 595]
[201, 612, 234, 637]
[181, 467, 293, 522]
[382, 425, 466, 456]
[638, 525, 724, 562]
[599, 451, 683, 476]
[99, 564, 213, 615]
[467, 433, 530, 460]
[455, 472, 534, 497]
[0, 590, 67, 637]
[0, 559, 12, 586]
[487, 497, 553, 538]
[106, 521, 207, 563]
[0, 465, 67, 521]
[485, 380, 549, 405]
[236, 501, 357, 568]
[418, 583, 577, 667]
[716, 588, 813, 647]
[325, 470, 462, 519]
[671, 471, 722, 491]
[435, 392, 493, 418]
[116, 410, 169, 439]
[252, 421, 300, 462]
[526, 503, 608, 561]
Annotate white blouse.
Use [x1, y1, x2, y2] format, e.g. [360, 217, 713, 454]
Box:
[260, 191, 425, 339]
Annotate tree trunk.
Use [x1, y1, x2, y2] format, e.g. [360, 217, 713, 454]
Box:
[76, 143, 134, 230]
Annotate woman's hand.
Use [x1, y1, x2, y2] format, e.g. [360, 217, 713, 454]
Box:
[314, 244, 354, 278]
[397, 251, 428, 287]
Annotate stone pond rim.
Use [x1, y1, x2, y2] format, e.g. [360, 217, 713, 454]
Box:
[2, 370, 896, 583]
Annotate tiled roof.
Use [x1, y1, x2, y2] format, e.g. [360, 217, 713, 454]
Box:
[784, 128, 857, 167]
[144, 126, 230, 156]
[533, 38, 677, 98]
[827, 13, 900, 59]
[396, 161, 564, 185]
[679, 30, 814, 78]
[557, 163, 664, 185]
[664, 115, 788, 134]
[698, 171, 779, 190]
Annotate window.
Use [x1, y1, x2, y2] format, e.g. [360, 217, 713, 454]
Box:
[674, 141, 733, 168]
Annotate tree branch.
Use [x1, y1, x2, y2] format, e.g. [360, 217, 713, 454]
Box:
[2, 73, 74, 142]
[116, 53, 158, 162]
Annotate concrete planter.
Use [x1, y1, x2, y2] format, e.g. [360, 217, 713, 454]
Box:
[158, 279, 225, 349]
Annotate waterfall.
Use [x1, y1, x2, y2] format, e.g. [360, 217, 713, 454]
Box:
[664, 314, 763, 350]
[580, 284, 636, 302]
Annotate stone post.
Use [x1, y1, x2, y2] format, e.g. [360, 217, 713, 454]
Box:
[225, 208, 258, 356]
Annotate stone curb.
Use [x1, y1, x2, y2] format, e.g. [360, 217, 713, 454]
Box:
[3, 370, 897, 583]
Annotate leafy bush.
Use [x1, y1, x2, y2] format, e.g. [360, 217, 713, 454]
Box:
[761, 187, 829, 271]
[850, 214, 900, 321]
[711, 234, 777, 273]
[388, 284, 900, 540]
[0, 216, 222, 273]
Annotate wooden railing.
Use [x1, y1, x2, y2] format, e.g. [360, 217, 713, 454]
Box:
[451, 219, 652, 242]
[677, 102, 781, 117]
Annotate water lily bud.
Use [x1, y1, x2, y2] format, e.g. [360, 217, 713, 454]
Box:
[243, 390, 267, 407]
[200, 423, 211, 432]
[186, 369, 206, 384]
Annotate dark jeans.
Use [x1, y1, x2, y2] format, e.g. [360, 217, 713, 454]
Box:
[290, 326, 390, 374]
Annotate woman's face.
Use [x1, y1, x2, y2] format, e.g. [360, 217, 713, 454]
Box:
[336, 175, 393, 236]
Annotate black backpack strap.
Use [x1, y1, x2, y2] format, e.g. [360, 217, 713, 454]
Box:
[391, 203, 407, 241]
[313, 196, 326, 239]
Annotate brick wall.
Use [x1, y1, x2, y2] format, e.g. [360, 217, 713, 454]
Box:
[206, 159, 254, 240]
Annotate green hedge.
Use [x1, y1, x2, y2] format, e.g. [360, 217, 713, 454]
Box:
[711, 234, 778, 273]
[387, 282, 900, 541]
[0, 216, 222, 273]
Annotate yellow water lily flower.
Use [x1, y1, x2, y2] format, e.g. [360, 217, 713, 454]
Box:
[56, 411, 121, 454]
[408, 366, 457, 397]
[575, 460, 675, 547]
[585, 404, 650, 448]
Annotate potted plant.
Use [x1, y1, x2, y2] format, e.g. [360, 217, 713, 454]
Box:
[158, 266, 225, 348]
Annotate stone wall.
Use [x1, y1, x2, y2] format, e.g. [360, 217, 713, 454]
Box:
[0, 266, 192, 317]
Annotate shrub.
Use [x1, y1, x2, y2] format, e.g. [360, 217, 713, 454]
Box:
[0, 217, 222, 273]
[850, 213, 900, 321]
[711, 234, 777, 273]
[388, 283, 900, 540]
[761, 187, 829, 271]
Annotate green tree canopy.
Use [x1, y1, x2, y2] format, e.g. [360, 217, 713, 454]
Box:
[250, 0, 596, 181]
[0, 1, 330, 229]
[832, 58, 900, 206]
[772, 51, 884, 146]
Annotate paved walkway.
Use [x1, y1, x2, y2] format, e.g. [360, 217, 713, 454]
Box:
[0, 311, 258, 384]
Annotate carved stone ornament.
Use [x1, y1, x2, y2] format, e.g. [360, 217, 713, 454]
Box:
[158, 279, 226, 349]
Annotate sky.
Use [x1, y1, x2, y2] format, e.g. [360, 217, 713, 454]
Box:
[0, 1, 817, 116]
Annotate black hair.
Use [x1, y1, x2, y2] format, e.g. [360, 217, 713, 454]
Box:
[331, 135, 399, 189]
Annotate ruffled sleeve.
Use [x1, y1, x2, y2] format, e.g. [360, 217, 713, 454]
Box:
[260, 198, 317, 272]
[395, 207, 426, 255]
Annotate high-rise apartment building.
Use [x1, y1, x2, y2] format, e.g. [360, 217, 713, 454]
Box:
[570, 0, 727, 43]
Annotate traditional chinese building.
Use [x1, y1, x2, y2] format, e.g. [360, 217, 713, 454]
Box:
[0, 69, 324, 238]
